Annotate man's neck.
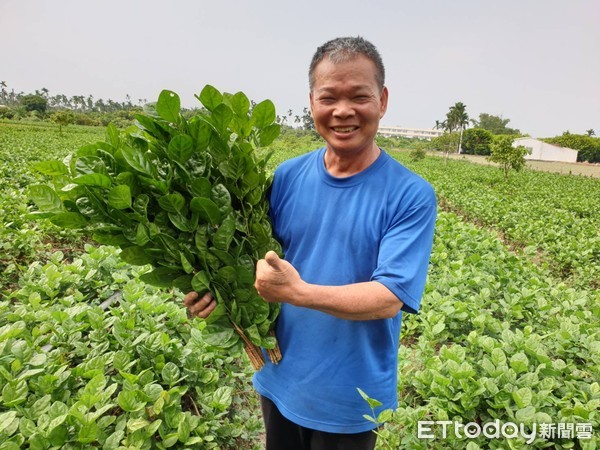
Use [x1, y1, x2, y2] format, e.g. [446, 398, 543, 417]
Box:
[323, 143, 381, 178]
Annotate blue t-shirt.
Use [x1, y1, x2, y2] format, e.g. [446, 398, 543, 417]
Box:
[253, 147, 437, 433]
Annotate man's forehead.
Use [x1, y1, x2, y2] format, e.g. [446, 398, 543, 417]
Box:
[313, 83, 373, 93]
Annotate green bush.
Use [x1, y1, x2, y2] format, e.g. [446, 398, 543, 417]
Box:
[462, 128, 494, 155]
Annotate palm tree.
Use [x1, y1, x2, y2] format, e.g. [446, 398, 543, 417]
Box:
[447, 102, 469, 154]
[0, 81, 7, 104]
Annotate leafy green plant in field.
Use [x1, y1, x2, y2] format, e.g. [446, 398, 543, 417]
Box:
[0, 245, 263, 449]
[394, 151, 600, 288]
[0, 123, 105, 289]
[378, 212, 600, 449]
[27, 86, 283, 369]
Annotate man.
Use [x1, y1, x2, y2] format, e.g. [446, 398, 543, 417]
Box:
[185, 36, 437, 450]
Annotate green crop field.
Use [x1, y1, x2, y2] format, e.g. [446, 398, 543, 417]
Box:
[1, 121, 598, 449]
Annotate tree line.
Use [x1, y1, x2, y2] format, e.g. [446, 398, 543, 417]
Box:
[431, 102, 599, 164]
[1, 82, 598, 164]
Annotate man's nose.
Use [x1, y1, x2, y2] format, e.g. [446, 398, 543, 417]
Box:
[332, 100, 355, 118]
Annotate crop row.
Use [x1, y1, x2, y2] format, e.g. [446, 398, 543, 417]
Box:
[393, 152, 600, 289]
[380, 211, 599, 449]
[0, 123, 106, 288]
[1, 245, 263, 449]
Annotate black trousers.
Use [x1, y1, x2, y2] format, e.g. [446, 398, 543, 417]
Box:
[260, 396, 378, 450]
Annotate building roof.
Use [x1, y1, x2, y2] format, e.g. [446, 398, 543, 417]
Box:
[514, 137, 578, 153]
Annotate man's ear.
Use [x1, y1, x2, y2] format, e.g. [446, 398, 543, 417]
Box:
[379, 86, 389, 119]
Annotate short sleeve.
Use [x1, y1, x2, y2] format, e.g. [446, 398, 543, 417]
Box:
[371, 189, 437, 314]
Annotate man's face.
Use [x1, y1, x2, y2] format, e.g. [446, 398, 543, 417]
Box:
[310, 54, 388, 157]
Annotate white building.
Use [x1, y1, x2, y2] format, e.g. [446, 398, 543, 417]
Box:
[513, 137, 578, 163]
[378, 126, 443, 140]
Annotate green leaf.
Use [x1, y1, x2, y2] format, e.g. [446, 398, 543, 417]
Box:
[115, 171, 136, 189]
[161, 362, 181, 386]
[120, 246, 154, 265]
[210, 386, 233, 411]
[75, 155, 108, 175]
[29, 395, 51, 419]
[159, 193, 186, 214]
[211, 184, 232, 213]
[0, 411, 18, 435]
[77, 422, 99, 444]
[29, 434, 46, 450]
[190, 177, 212, 197]
[48, 400, 69, 419]
[33, 160, 69, 176]
[190, 197, 222, 225]
[512, 387, 532, 408]
[50, 212, 88, 229]
[218, 155, 247, 180]
[168, 134, 194, 164]
[216, 266, 238, 285]
[162, 433, 179, 447]
[210, 247, 237, 267]
[180, 251, 194, 273]
[245, 324, 262, 346]
[191, 271, 211, 294]
[120, 146, 155, 177]
[93, 229, 128, 245]
[212, 216, 236, 251]
[431, 322, 445, 335]
[117, 391, 145, 412]
[259, 123, 281, 146]
[106, 123, 121, 148]
[201, 325, 238, 348]
[198, 85, 223, 112]
[208, 135, 231, 161]
[135, 113, 162, 136]
[127, 418, 151, 433]
[133, 194, 150, 216]
[491, 348, 506, 366]
[229, 91, 250, 116]
[2, 381, 28, 406]
[515, 405, 536, 424]
[251, 99, 276, 128]
[103, 430, 124, 449]
[138, 176, 168, 194]
[173, 275, 193, 292]
[189, 118, 212, 150]
[28, 184, 63, 213]
[135, 223, 150, 245]
[156, 89, 180, 123]
[357, 388, 383, 409]
[108, 185, 132, 209]
[510, 352, 529, 374]
[73, 173, 112, 188]
[211, 103, 234, 134]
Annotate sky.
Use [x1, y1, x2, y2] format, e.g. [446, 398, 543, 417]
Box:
[1, 0, 599, 138]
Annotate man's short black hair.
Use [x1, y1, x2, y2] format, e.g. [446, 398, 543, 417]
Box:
[309, 36, 385, 91]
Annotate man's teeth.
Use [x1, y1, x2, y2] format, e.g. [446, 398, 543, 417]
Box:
[333, 127, 356, 133]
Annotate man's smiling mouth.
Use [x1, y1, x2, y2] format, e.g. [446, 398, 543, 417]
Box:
[332, 127, 358, 133]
